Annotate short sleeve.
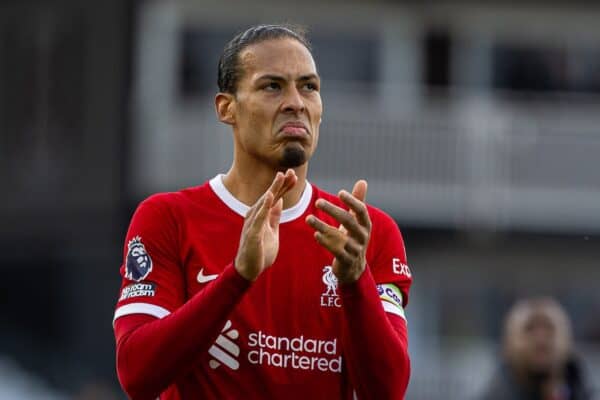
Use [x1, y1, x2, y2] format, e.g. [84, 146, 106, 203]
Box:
[113, 195, 186, 323]
[366, 207, 413, 317]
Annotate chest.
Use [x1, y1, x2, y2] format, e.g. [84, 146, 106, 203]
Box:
[181, 218, 344, 334]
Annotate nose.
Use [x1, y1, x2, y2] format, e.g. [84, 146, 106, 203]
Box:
[281, 86, 305, 114]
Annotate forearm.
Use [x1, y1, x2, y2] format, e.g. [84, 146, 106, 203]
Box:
[114, 263, 250, 400]
[340, 267, 410, 400]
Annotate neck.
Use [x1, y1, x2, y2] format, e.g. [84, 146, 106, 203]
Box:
[222, 158, 308, 210]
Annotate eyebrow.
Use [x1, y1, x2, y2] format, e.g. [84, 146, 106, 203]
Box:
[256, 73, 320, 82]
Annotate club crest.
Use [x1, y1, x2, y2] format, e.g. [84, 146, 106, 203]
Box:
[321, 266, 341, 308]
[125, 236, 153, 282]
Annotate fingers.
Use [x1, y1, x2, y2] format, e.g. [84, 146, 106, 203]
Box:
[306, 214, 339, 237]
[271, 169, 297, 203]
[282, 168, 298, 189]
[307, 215, 361, 258]
[314, 199, 368, 244]
[247, 191, 274, 234]
[267, 171, 287, 203]
[340, 179, 369, 227]
[306, 181, 371, 284]
[268, 198, 283, 228]
[244, 190, 267, 221]
[245, 169, 297, 222]
[338, 190, 371, 230]
[313, 231, 355, 266]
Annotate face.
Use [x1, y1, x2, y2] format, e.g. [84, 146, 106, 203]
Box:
[504, 303, 571, 377]
[218, 38, 322, 170]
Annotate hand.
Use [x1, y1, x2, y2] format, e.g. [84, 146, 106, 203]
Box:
[235, 169, 297, 281]
[306, 180, 371, 284]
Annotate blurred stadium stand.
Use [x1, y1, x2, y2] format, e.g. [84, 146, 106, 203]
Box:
[0, 0, 132, 398]
[1, 0, 599, 398]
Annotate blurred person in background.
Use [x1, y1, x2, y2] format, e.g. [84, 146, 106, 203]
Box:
[480, 297, 594, 400]
[112, 24, 412, 399]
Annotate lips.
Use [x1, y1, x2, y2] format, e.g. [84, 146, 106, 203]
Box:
[279, 122, 309, 137]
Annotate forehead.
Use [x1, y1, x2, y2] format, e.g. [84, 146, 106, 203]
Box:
[523, 312, 555, 330]
[509, 305, 565, 335]
[238, 38, 317, 81]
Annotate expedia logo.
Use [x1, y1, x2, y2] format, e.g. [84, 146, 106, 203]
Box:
[125, 236, 153, 282]
[392, 258, 411, 278]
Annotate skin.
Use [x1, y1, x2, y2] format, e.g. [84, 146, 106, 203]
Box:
[215, 37, 370, 284]
[503, 299, 573, 398]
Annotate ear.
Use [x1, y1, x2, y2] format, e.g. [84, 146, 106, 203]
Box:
[215, 92, 236, 125]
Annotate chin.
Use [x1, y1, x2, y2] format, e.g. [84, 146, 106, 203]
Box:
[279, 146, 307, 168]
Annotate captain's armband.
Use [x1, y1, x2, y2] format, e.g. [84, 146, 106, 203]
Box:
[376, 283, 406, 321]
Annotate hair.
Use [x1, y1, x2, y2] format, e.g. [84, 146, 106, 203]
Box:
[217, 24, 312, 94]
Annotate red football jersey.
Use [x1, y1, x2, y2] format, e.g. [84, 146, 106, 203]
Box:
[114, 175, 412, 399]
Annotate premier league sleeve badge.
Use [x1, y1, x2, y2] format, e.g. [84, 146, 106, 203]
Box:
[125, 236, 153, 282]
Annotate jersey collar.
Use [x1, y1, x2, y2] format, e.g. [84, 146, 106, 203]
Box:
[209, 174, 313, 223]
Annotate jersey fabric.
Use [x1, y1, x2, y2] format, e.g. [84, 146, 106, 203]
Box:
[113, 175, 412, 399]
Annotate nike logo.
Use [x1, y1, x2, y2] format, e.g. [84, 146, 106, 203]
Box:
[197, 268, 219, 283]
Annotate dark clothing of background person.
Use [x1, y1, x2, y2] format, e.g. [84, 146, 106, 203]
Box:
[480, 357, 595, 400]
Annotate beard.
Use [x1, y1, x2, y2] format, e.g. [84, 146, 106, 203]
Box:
[278, 144, 307, 168]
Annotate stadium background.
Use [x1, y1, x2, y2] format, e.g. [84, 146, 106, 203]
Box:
[1, 0, 599, 398]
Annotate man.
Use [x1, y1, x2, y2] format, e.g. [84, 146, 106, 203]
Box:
[113, 24, 412, 399]
[480, 298, 594, 400]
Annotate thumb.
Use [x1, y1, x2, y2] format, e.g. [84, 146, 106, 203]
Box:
[351, 179, 368, 203]
[268, 198, 283, 228]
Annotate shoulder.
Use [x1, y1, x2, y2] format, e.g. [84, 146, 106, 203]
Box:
[366, 203, 397, 228]
[130, 183, 213, 228]
[134, 192, 182, 224]
[140, 191, 181, 209]
[138, 182, 211, 212]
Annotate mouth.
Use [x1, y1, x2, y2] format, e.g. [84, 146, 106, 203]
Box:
[278, 122, 309, 138]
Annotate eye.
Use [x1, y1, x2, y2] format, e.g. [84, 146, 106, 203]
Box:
[302, 82, 319, 91]
[264, 82, 281, 91]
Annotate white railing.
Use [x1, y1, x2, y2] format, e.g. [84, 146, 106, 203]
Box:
[309, 92, 600, 233]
